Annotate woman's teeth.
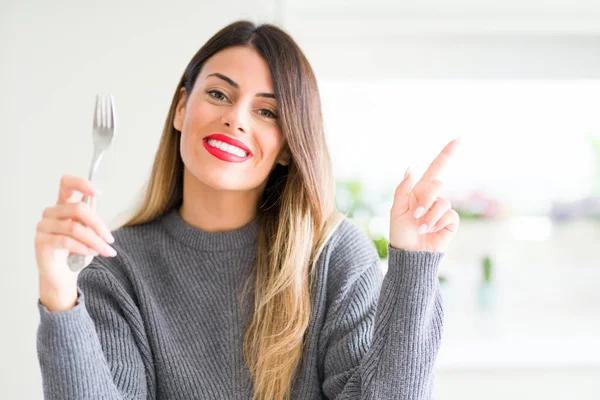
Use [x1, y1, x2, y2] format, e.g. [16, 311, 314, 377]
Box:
[206, 139, 249, 157]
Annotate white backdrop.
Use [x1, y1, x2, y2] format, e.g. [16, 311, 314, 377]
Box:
[2, 1, 600, 399]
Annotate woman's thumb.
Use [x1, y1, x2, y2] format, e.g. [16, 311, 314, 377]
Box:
[89, 195, 97, 213]
[391, 167, 413, 215]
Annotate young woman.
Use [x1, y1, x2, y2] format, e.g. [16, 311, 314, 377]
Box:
[34, 20, 460, 400]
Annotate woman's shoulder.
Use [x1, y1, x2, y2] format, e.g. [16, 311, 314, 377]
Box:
[326, 217, 379, 265]
[108, 213, 169, 257]
[80, 217, 164, 292]
[320, 216, 381, 292]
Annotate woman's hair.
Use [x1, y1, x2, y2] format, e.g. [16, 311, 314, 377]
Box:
[117, 20, 344, 400]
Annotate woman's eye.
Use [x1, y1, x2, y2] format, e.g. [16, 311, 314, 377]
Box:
[259, 109, 278, 119]
[206, 91, 277, 119]
[207, 90, 228, 101]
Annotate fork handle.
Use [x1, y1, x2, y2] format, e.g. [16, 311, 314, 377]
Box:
[67, 150, 104, 272]
[66, 197, 91, 272]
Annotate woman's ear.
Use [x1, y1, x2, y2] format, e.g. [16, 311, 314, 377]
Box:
[277, 145, 292, 166]
[173, 87, 188, 132]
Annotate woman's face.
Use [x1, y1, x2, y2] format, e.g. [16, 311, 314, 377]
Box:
[174, 45, 290, 193]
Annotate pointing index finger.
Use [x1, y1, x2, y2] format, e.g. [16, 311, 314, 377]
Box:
[420, 138, 461, 184]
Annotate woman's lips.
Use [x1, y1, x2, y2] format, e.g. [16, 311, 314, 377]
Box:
[202, 139, 252, 163]
[203, 133, 252, 155]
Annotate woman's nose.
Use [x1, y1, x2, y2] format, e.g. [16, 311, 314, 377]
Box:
[221, 107, 248, 133]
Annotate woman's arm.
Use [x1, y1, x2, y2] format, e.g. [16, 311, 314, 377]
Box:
[321, 241, 444, 400]
[36, 264, 155, 400]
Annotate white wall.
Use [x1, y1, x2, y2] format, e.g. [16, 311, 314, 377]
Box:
[2, 1, 600, 399]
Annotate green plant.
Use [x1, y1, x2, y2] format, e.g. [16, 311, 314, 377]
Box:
[456, 210, 486, 220]
[335, 180, 375, 218]
[482, 255, 492, 283]
[372, 236, 389, 259]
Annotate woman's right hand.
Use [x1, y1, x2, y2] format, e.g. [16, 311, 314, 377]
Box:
[35, 175, 117, 311]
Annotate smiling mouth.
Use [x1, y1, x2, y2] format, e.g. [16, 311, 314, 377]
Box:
[203, 138, 250, 157]
[202, 139, 253, 163]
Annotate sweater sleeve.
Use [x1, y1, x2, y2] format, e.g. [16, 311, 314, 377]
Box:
[321, 243, 444, 400]
[36, 264, 155, 400]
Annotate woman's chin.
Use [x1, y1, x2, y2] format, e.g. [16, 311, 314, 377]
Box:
[199, 175, 254, 192]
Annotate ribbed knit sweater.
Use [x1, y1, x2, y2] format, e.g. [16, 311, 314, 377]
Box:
[36, 207, 445, 399]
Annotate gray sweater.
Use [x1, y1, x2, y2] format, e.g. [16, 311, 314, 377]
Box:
[36, 208, 444, 399]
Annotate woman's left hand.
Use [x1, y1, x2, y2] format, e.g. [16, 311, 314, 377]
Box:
[389, 139, 462, 253]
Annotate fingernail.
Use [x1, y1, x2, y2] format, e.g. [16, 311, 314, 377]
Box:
[404, 167, 410, 180]
[106, 246, 117, 257]
[106, 233, 115, 244]
[414, 207, 425, 219]
[418, 224, 428, 235]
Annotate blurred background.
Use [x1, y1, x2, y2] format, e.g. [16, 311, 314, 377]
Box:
[2, 0, 600, 399]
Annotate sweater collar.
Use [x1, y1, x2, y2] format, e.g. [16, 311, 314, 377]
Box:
[160, 207, 260, 251]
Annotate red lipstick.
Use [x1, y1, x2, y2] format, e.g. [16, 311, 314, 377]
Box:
[203, 133, 253, 163]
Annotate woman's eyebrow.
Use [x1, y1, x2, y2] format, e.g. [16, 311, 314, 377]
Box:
[206, 73, 276, 99]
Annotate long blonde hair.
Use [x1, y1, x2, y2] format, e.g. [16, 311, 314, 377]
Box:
[117, 21, 344, 400]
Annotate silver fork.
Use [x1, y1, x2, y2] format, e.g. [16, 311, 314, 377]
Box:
[67, 94, 117, 272]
